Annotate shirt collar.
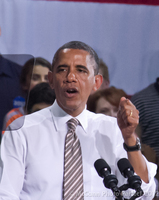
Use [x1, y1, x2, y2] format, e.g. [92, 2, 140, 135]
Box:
[50, 100, 88, 133]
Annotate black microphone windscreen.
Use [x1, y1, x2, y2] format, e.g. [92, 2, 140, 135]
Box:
[94, 158, 111, 177]
[117, 158, 134, 175]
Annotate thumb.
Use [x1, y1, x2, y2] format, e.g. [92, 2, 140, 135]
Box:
[119, 96, 126, 109]
[120, 96, 126, 102]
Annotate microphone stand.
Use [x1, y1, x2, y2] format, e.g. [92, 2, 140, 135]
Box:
[101, 171, 144, 200]
[94, 158, 144, 200]
[118, 183, 144, 200]
[103, 175, 124, 200]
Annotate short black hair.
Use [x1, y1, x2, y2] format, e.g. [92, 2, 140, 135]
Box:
[26, 82, 56, 113]
[52, 41, 99, 75]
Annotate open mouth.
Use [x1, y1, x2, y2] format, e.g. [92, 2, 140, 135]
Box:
[65, 88, 78, 97]
[66, 88, 78, 94]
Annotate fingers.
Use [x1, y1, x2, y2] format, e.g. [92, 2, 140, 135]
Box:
[119, 97, 134, 109]
[129, 110, 133, 117]
[118, 98, 139, 126]
[119, 98, 137, 115]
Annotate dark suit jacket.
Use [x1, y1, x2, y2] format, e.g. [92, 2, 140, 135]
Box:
[0, 55, 24, 133]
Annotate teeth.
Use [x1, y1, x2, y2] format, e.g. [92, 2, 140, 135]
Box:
[67, 88, 76, 93]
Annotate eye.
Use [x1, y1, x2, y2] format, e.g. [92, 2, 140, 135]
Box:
[32, 74, 40, 81]
[99, 108, 110, 115]
[114, 108, 118, 113]
[59, 68, 66, 72]
[56, 67, 67, 73]
[45, 75, 49, 81]
[78, 68, 88, 74]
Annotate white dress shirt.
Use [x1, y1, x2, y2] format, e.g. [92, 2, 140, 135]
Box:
[0, 100, 157, 200]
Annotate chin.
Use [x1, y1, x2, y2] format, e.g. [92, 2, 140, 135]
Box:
[63, 101, 84, 116]
[65, 101, 79, 110]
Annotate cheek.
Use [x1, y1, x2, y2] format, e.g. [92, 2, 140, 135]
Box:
[53, 79, 62, 93]
[53, 75, 63, 86]
[83, 77, 95, 91]
[30, 81, 38, 90]
[113, 113, 118, 118]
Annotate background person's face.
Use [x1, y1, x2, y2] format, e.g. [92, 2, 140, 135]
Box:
[49, 48, 97, 116]
[29, 65, 49, 90]
[95, 97, 118, 117]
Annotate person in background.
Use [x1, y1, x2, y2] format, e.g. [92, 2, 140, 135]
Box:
[90, 58, 110, 94]
[2, 57, 52, 134]
[131, 77, 159, 160]
[131, 77, 159, 196]
[20, 57, 51, 93]
[87, 86, 127, 117]
[0, 55, 23, 136]
[0, 41, 156, 200]
[26, 82, 56, 114]
[98, 59, 110, 90]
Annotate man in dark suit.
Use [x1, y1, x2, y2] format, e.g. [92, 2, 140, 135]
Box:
[0, 55, 24, 137]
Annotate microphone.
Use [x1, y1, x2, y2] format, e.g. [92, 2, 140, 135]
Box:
[117, 158, 144, 198]
[94, 158, 123, 200]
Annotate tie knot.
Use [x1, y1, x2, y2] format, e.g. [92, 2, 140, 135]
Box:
[67, 118, 79, 132]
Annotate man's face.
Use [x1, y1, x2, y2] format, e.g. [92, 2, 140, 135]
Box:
[49, 48, 99, 116]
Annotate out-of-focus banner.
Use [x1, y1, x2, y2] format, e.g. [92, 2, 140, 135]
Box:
[24, 0, 159, 5]
[0, 0, 159, 94]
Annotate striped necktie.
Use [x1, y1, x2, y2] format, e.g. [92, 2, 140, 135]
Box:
[63, 118, 84, 200]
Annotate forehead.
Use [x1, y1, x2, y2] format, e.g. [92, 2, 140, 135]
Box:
[97, 97, 113, 108]
[56, 48, 95, 66]
[33, 65, 49, 74]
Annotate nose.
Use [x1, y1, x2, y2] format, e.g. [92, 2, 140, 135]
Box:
[66, 70, 76, 82]
[40, 75, 48, 83]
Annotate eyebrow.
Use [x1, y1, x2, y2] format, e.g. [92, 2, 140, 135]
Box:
[32, 73, 40, 76]
[56, 64, 89, 71]
[56, 64, 68, 69]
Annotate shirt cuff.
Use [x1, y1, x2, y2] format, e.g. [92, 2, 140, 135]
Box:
[140, 156, 157, 199]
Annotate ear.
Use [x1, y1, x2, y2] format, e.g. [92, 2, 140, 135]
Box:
[92, 74, 103, 92]
[48, 71, 54, 89]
